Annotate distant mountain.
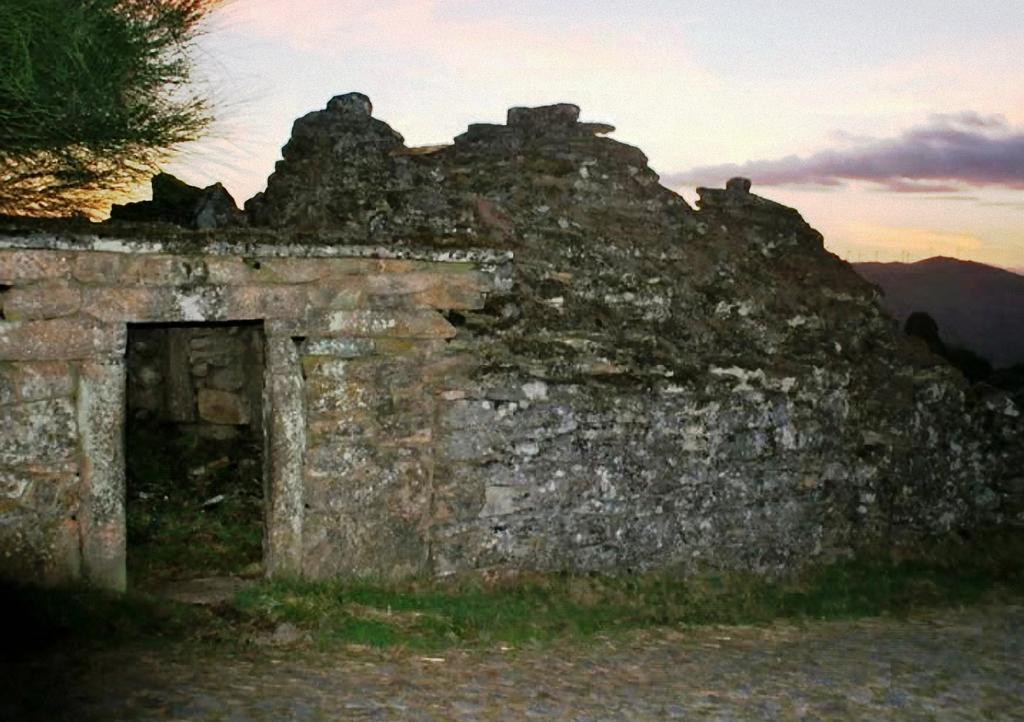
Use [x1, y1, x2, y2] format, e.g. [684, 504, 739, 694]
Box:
[854, 257, 1024, 369]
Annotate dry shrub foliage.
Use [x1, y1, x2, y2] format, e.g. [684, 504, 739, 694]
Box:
[0, 0, 217, 217]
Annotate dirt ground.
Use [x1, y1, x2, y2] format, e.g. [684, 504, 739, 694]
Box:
[4, 603, 1023, 721]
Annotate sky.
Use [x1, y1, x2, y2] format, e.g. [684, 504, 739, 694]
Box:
[165, 0, 1024, 270]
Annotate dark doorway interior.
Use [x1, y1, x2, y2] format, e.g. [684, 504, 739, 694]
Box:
[125, 321, 265, 589]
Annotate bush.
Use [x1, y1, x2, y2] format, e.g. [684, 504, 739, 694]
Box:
[0, 0, 216, 216]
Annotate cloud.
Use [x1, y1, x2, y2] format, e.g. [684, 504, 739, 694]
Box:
[666, 112, 1024, 193]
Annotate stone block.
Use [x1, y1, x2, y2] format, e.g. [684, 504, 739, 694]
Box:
[198, 388, 251, 425]
[409, 274, 487, 310]
[258, 258, 333, 283]
[364, 272, 440, 298]
[0, 250, 72, 283]
[225, 285, 308, 320]
[305, 279, 367, 310]
[0, 509, 80, 587]
[22, 469, 80, 515]
[0, 361, 74, 405]
[300, 453, 431, 580]
[121, 254, 199, 285]
[77, 358, 126, 591]
[374, 259, 458, 274]
[1, 282, 82, 319]
[209, 365, 246, 391]
[82, 286, 175, 322]
[197, 424, 240, 441]
[72, 252, 122, 283]
[266, 335, 301, 375]
[165, 328, 197, 422]
[265, 354, 306, 577]
[304, 309, 456, 339]
[0, 319, 125, 360]
[205, 256, 254, 284]
[299, 337, 375, 358]
[302, 362, 377, 418]
[41, 518, 83, 586]
[0, 468, 34, 500]
[83, 286, 235, 323]
[362, 272, 488, 310]
[319, 257, 382, 277]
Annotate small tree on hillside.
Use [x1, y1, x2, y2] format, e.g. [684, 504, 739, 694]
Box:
[0, 0, 216, 217]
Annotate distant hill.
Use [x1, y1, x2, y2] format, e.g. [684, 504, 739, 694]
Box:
[854, 257, 1024, 369]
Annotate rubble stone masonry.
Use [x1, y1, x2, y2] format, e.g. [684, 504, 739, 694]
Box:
[1, 94, 1020, 589]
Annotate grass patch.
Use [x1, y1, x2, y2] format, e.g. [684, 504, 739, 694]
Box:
[232, 533, 1024, 650]
[7, 531, 1023, 654]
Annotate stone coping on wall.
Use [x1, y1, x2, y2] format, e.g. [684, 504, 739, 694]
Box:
[0, 225, 512, 267]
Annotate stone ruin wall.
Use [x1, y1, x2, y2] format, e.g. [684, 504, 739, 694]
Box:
[0, 236, 508, 588]
[237, 94, 1023, 576]
[1, 93, 1022, 590]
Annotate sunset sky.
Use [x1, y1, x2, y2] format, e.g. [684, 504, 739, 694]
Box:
[166, 0, 1024, 270]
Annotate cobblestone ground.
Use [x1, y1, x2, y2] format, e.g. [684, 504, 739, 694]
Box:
[5, 604, 1023, 721]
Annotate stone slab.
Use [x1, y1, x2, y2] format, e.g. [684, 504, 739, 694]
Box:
[264, 336, 305, 577]
[77, 359, 126, 591]
[0, 319, 125, 361]
[297, 309, 457, 339]
[0, 250, 72, 283]
[0, 282, 82, 320]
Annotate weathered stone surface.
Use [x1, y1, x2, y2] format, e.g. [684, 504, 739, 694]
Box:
[0, 95, 1020, 589]
[77, 359, 126, 590]
[265, 336, 306, 576]
[83, 286, 234, 323]
[0, 319, 124, 360]
[0, 250, 71, 282]
[0, 398, 77, 469]
[198, 388, 251, 425]
[304, 309, 457, 339]
[237, 94, 1021, 577]
[109, 173, 244, 230]
[72, 252, 124, 284]
[0, 281, 81, 319]
[225, 285, 307, 319]
[299, 337, 375, 358]
[0, 361, 74, 405]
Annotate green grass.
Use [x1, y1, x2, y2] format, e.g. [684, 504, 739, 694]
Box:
[7, 531, 1023, 654]
[232, 535, 1024, 650]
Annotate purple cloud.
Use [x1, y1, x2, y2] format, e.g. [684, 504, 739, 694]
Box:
[667, 112, 1024, 193]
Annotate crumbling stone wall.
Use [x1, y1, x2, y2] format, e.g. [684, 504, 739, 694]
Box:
[1, 94, 1021, 589]
[244, 94, 1023, 575]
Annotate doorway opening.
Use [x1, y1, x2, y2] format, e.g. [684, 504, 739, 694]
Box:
[124, 321, 266, 590]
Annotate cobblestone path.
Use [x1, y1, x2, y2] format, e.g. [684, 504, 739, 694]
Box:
[6, 604, 1023, 721]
